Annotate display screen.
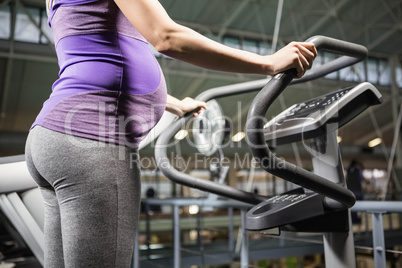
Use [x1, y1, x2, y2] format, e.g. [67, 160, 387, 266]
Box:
[283, 86, 353, 120]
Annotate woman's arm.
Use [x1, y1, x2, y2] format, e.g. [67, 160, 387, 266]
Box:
[165, 95, 207, 117]
[113, 0, 317, 78]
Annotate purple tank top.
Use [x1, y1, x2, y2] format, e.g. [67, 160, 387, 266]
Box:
[32, 0, 167, 148]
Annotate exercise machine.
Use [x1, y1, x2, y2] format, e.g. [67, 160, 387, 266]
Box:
[246, 80, 382, 267]
[155, 36, 382, 267]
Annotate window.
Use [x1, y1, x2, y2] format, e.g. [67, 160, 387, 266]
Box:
[242, 39, 258, 53]
[340, 62, 365, 82]
[396, 64, 402, 88]
[15, 7, 41, 43]
[258, 41, 271, 55]
[367, 58, 379, 85]
[323, 52, 339, 80]
[40, 9, 52, 44]
[0, 5, 10, 39]
[223, 36, 240, 49]
[378, 59, 391, 86]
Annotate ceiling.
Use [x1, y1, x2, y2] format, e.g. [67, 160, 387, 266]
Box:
[0, 0, 401, 168]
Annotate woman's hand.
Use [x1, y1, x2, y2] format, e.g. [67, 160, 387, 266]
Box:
[265, 42, 317, 78]
[165, 95, 207, 117]
[179, 97, 207, 117]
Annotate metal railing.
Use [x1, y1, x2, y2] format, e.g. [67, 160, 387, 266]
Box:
[134, 199, 402, 268]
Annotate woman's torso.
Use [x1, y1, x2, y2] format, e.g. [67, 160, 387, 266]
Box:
[33, 0, 167, 147]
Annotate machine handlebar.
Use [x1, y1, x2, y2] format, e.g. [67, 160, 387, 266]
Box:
[295, 35, 368, 84]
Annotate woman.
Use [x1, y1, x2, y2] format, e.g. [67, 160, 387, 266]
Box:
[25, 0, 317, 267]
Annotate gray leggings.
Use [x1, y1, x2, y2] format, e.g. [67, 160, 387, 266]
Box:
[25, 126, 141, 268]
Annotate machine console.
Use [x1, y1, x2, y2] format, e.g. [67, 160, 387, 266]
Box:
[263, 82, 382, 145]
[279, 86, 352, 120]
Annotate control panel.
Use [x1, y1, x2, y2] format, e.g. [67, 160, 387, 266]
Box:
[279, 86, 352, 121]
[263, 82, 382, 145]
